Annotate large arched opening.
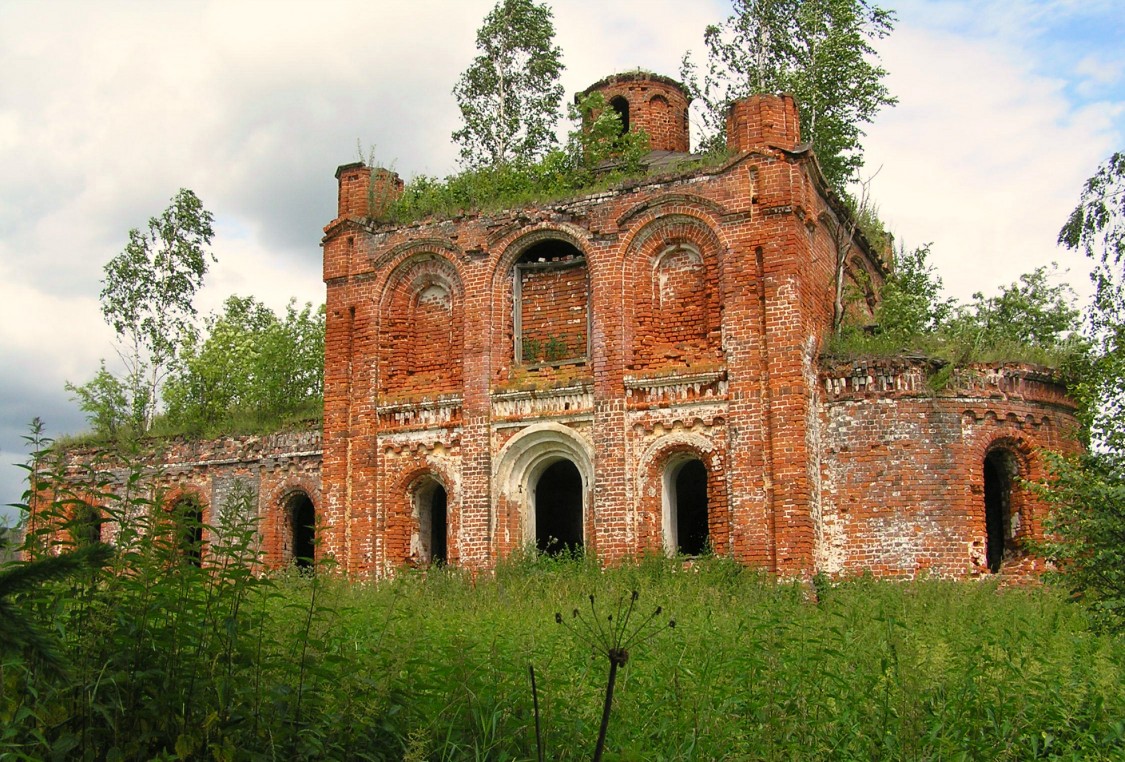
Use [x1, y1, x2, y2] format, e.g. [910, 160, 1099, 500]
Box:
[534, 459, 584, 555]
[493, 422, 595, 558]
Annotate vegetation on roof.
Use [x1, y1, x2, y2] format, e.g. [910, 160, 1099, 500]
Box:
[375, 93, 729, 226]
[824, 244, 1087, 381]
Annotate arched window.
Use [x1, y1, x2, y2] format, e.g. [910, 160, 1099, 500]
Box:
[514, 240, 589, 365]
[172, 496, 205, 567]
[286, 492, 316, 570]
[72, 503, 102, 547]
[663, 457, 709, 556]
[534, 459, 583, 555]
[610, 95, 630, 134]
[983, 448, 1019, 573]
[413, 478, 449, 566]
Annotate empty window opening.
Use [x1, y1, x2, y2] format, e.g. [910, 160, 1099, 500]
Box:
[535, 459, 583, 555]
[173, 497, 204, 567]
[609, 95, 630, 134]
[72, 504, 102, 547]
[514, 240, 589, 365]
[288, 492, 316, 570]
[664, 458, 709, 556]
[414, 479, 449, 566]
[984, 449, 1017, 573]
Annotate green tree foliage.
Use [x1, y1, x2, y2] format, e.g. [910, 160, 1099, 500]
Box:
[943, 264, 1081, 354]
[386, 95, 659, 224]
[1059, 152, 1125, 450]
[452, 0, 565, 169]
[69, 189, 215, 437]
[1036, 152, 1125, 631]
[1035, 452, 1125, 632]
[682, 0, 896, 189]
[162, 296, 325, 433]
[873, 243, 954, 342]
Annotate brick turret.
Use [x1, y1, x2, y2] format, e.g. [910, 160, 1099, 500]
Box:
[577, 71, 692, 153]
[334, 162, 403, 220]
[725, 94, 802, 153]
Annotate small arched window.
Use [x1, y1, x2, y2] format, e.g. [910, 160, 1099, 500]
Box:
[609, 96, 630, 134]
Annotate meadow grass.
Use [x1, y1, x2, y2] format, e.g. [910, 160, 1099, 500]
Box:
[5, 531, 1125, 760]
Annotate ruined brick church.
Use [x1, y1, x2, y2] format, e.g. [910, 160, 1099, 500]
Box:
[68, 72, 1079, 579]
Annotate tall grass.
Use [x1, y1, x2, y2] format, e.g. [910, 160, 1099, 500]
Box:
[4, 429, 1124, 759]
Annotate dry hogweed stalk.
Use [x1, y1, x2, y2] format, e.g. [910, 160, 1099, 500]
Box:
[555, 591, 675, 762]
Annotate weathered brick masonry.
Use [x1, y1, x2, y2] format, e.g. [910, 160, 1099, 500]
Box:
[55, 72, 1079, 580]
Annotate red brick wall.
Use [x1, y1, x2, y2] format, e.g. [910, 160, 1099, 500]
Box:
[817, 359, 1079, 578]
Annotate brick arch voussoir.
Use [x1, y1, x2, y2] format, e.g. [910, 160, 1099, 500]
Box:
[635, 432, 728, 554]
[966, 424, 1045, 542]
[163, 485, 209, 518]
[371, 238, 465, 288]
[489, 223, 593, 292]
[377, 250, 465, 313]
[621, 213, 726, 366]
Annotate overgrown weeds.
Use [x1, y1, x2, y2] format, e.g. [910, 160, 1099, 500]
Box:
[4, 425, 1124, 759]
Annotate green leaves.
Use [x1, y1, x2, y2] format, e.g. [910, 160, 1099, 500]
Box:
[452, 0, 565, 169]
[683, 0, 896, 191]
[163, 296, 325, 434]
[77, 188, 216, 437]
[1058, 151, 1125, 453]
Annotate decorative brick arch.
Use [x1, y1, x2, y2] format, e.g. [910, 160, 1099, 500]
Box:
[163, 486, 209, 564]
[964, 424, 1044, 573]
[492, 422, 596, 553]
[620, 213, 726, 369]
[404, 467, 454, 566]
[376, 253, 465, 396]
[263, 479, 321, 569]
[382, 459, 459, 568]
[490, 225, 593, 373]
[637, 433, 729, 556]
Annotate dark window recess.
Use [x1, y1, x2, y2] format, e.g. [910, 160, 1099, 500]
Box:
[535, 459, 583, 555]
[984, 450, 1015, 573]
[290, 493, 316, 569]
[610, 95, 630, 134]
[430, 485, 448, 565]
[675, 460, 709, 556]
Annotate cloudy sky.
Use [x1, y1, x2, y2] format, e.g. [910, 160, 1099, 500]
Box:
[1, 0, 1122, 525]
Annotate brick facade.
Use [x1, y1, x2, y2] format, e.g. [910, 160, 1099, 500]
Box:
[50, 73, 1079, 580]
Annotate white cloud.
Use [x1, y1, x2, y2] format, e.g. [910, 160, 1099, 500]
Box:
[861, 21, 1118, 301]
[1, 0, 1123, 524]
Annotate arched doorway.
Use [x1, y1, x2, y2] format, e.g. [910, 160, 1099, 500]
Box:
[984, 448, 1018, 573]
[286, 492, 316, 570]
[414, 478, 449, 566]
[664, 457, 709, 556]
[534, 459, 583, 555]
